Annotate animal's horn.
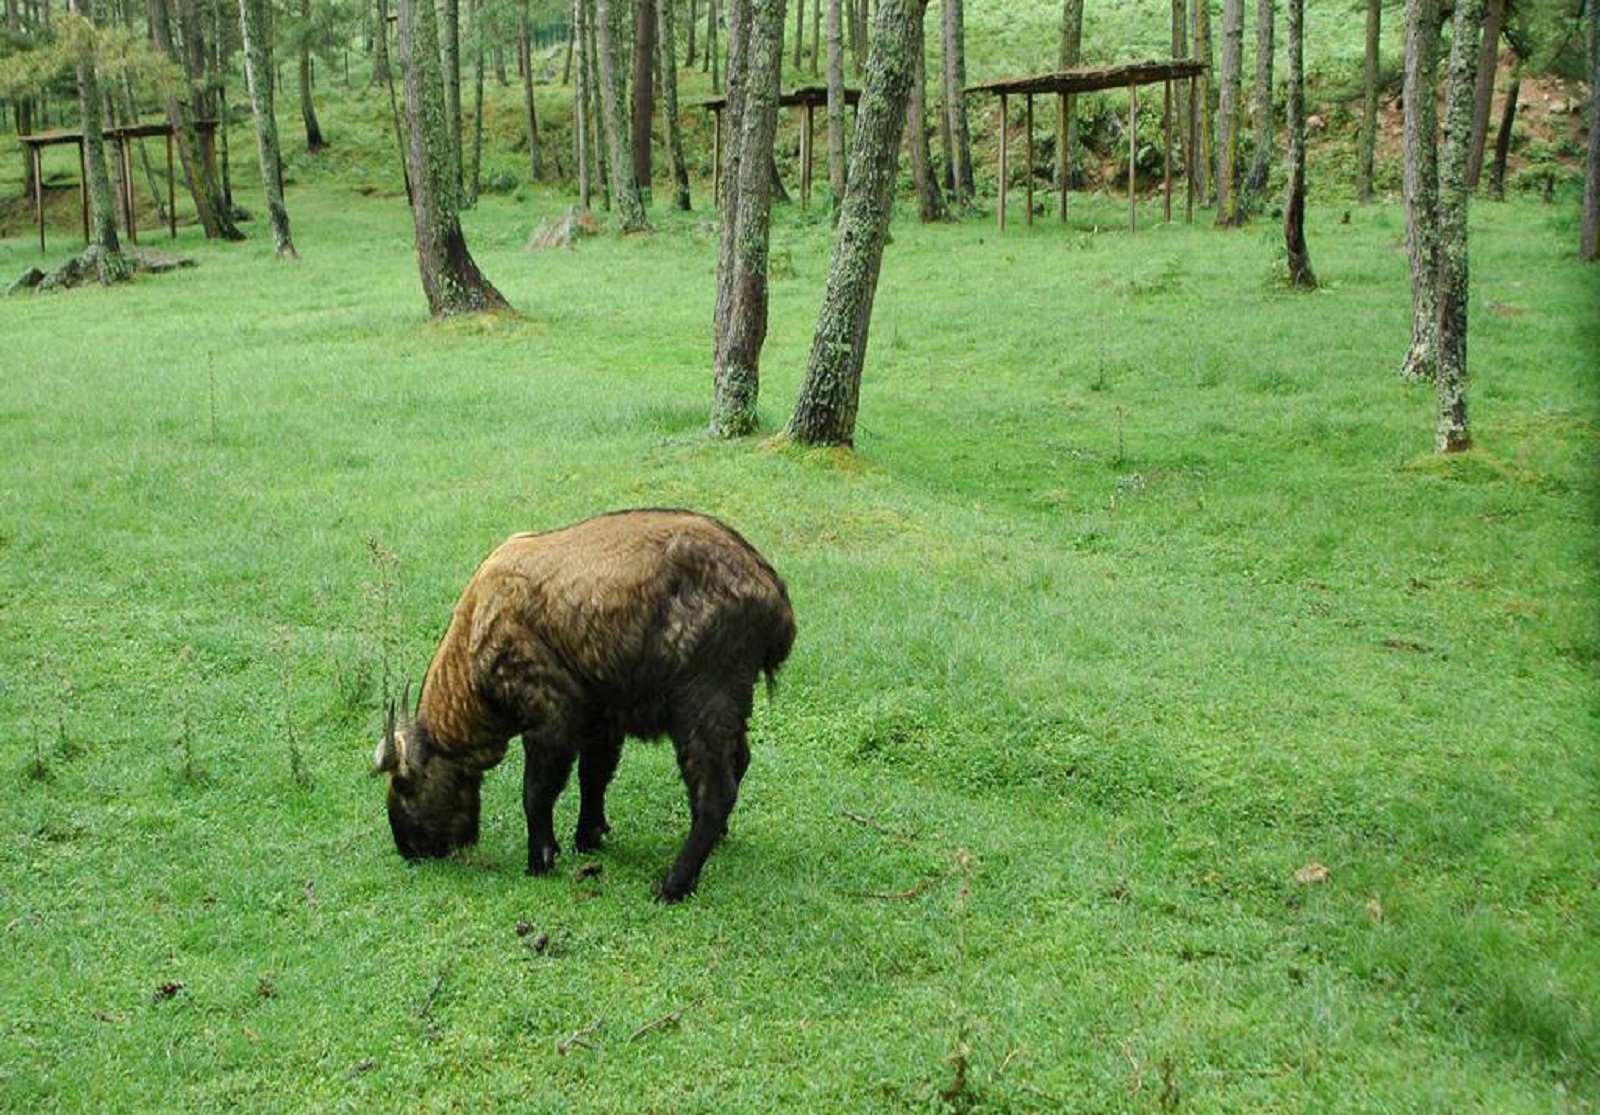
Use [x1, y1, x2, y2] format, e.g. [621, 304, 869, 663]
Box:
[402, 681, 415, 720]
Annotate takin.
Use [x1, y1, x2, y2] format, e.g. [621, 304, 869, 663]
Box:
[373, 509, 795, 901]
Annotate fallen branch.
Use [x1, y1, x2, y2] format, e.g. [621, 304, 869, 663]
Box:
[629, 998, 704, 1041]
[416, 968, 449, 1019]
[557, 1017, 604, 1055]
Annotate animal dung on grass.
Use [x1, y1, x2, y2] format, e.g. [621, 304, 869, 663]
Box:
[373, 509, 795, 901]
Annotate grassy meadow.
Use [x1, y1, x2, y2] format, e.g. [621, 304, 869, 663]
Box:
[3, 3, 1600, 1108]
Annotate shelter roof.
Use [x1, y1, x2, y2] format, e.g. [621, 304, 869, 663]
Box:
[965, 58, 1205, 98]
[696, 85, 860, 112]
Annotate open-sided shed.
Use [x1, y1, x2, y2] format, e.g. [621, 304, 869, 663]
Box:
[966, 58, 1207, 232]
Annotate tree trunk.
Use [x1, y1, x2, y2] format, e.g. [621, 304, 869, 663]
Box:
[785, 0, 924, 448]
[1465, 0, 1503, 189]
[656, 0, 692, 209]
[573, 0, 592, 206]
[466, 0, 485, 205]
[793, 0, 804, 68]
[1283, 0, 1314, 286]
[67, 0, 130, 280]
[810, 0, 819, 74]
[687, 0, 697, 65]
[1580, 0, 1598, 260]
[444, 0, 463, 200]
[371, 0, 391, 86]
[520, 6, 543, 180]
[1193, 0, 1214, 202]
[1215, 0, 1245, 225]
[907, 3, 944, 221]
[1172, 0, 1188, 198]
[299, 0, 327, 150]
[1245, 0, 1274, 199]
[1058, 0, 1082, 197]
[238, 0, 297, 256]
[147, 0, 244, 239]
[1401, 0, 1441, 381]
[709, 0, 786, 438]
[396, 0, 509, 314]
[826, 0, 847, 207]
[1486, 61, 1518, 201]
[1435, 0, 1482, 452]
[1357, 0, 1380, 202]
[595, 0, 649, 228]
[631, 0, 655, 199]
[707, 0, 720, 90]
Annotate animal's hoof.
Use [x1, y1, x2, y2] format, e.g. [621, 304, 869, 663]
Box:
[655, 875, 696, 903]
[573, 820, 610, 854]
[527, 843, 560, 875]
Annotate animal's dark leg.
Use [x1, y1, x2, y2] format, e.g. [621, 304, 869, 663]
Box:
[658, 690, 752, 901]
[574, 727, 623, 853]
[523, 733, 577, 875]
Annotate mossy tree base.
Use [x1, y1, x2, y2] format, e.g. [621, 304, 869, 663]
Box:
[8, 246, 195, 295]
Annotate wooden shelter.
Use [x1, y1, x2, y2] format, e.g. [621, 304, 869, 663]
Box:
[966, 59, 1207, 232]
[18, 120, 216, 252]
[698, 85, 861, 210]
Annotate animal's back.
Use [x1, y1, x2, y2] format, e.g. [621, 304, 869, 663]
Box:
[450, 510, 793, 723]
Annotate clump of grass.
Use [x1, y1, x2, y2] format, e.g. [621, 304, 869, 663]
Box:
[273, 628, 313, 791]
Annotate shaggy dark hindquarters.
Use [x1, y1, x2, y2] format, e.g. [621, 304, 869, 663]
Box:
[372, 509, 795, 900]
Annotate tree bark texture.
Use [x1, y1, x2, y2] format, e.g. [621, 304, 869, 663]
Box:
[1581, 0, 1598, 260]
[466, 0, 485, 204]
[444, 0, 463, 198]
[1058, 0, 1082, 195]
[1244, 0, 1274, 199]
[631, 0, 656, 197]
[299, 0, 327, 150]
[826, 0, 848, 206]
[66, 0, 129, 278]
[1283, 0, 1314, 286]
[1402, 0, 1441, 381]
[785, 0, 924, 448]
[397, 0, 509, 315]
[1465, 0, 1503, 189]
[148, 0, 244, 239]
[595, 0, 649, 229]
[907, 4, 945, 221]
[709, 0, 786, 437]
[371, 0, 391, 86]
[1486, 61, 1518, 200]
[238, 0, 297, 256]
[656, 0, 692, 210]
[1215, 0, 1245, 224]
[520, 8, 543, 180]
[1434, 0, 1483, 453]
[1357, 0, 1380, 201]
[1192, 0, 1215, 202]
[941, 0, 973, 204]
[573, 0, 592, 206]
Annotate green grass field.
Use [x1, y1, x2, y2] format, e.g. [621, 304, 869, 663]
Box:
[3, 3, 1599, 1105]
[3, 177, 1596, 1110]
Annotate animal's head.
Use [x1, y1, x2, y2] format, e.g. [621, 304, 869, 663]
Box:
[373, 687, 483, 860]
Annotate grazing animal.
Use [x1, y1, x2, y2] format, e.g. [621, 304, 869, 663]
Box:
[373, 509, 795, 901]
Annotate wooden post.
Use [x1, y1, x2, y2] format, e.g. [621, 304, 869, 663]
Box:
[1025, 93, 1034, 226]
[167, 132, 177, 238]
[120, 135, 138, 244]
[711, 107, 722, 204]
[1186, 73, 1197, 224]
[1162, 77, 1173, 225]
[1057, 90, 1067, 223]
[800, 102, 813, 209]
[997, 92, 1008, 232]
[1127, 83, 1137, 233]
[32, 144, 45, 253]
